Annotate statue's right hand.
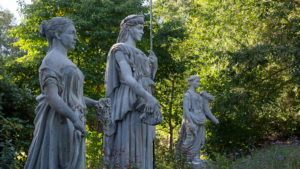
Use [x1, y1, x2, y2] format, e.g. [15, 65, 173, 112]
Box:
[214, 119, 219, 125]
[73, 120, 88, 137]
[145, 95, 159, 106]
[144, 95, 160, 114]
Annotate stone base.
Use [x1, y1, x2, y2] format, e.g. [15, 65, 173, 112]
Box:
[191, 160, 206, 169]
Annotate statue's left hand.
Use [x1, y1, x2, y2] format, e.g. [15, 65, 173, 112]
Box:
[96, 98, 111, 109]
[214, 119, 219, 125]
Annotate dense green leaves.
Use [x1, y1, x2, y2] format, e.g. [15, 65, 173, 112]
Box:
[152, 0, 299, 161]
[0, 74, 35, 168]
[11, 0, 148, 97]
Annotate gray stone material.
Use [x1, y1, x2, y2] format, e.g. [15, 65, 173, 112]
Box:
[95, 98, 114, 135]
[177, 75, 219, 166]
[104, 15, 162, 169]
[24, 17, 101, 169]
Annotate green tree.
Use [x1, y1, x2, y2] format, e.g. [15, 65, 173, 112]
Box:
[152, 0, 190, 152]
[10, 0, 148, 96]
[0, 8, 25, 59]
[181, 0, 300, 156]
[0, 8, 35, 169]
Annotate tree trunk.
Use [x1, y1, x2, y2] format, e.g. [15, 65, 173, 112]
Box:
[168, 79, 175, 150]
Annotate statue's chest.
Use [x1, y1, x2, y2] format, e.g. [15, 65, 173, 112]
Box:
[130, 48, 151, 77]
[190, 93, 203, 111]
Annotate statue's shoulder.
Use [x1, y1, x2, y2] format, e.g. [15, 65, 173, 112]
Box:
[110, 43, 131, 54]
[38, 57, 63, 87]
[183, 90, 192, 99]
[41, 50, 67, 70]
[40, 56, 58, 73]
[111, 42, 125, 48]
[109, 43, 136, 65]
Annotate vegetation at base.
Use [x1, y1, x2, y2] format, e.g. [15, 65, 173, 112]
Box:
[0, 0, 299, 168]
[153, 139, 300, 169]
[207, 141, 300, 169]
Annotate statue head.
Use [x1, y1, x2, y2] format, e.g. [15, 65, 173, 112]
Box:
[117, 15, 145, 43]
[188, 75, 200, 88]
[39, 17, 76, 51]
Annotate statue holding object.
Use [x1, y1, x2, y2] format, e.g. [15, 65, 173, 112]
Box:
[104, 15, 162, 169]
[24, 17, 105, 169]
[176, 75, 219, 166]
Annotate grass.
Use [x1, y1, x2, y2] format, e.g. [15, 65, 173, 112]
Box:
[206, 141, 300, 169]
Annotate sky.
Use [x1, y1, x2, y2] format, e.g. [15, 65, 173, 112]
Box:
[0, 0, 32, 24]
[0, 0, 155, 24]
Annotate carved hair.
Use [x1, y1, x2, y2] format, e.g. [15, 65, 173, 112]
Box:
[117, 15, 145, 43]
[39, 17, 74, 51]
[187, 75, 200, 87]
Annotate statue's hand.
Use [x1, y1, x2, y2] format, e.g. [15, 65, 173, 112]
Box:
[214, 119, 219, 125]
[144, 95, 160, 113]
[73, 120, 88, 137]
[145, 95, 159, 106]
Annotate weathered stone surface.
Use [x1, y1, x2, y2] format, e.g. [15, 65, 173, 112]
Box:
[104, 15, 162, 169]
[95, 98, 114, 135]
[24, 17, 101, 169]
[177, 75, 219, 164]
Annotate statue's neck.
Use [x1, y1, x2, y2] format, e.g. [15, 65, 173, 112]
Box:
[124, 36, 137, 48]
[189, 87, 197, 93]
[50, 39, 68, 56]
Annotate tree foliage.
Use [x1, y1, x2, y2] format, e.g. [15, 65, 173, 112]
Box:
[153, 0, 299, 162]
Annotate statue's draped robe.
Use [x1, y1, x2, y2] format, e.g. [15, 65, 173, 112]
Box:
[177, 90, 206, 160]
[104, 43, 155, 169]
[25, 64, 87, 169]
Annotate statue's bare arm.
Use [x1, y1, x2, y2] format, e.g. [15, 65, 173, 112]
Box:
[115, 51, 158, 104]
[203, 100, 219, 124]
[84, 96, 98, 108]
[44, 81, 87, 136]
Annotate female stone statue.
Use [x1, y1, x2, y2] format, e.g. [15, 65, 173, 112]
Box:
[104, 15, 161, 169]
[177, 75, 219, 163]
[24, 17, 100, 169]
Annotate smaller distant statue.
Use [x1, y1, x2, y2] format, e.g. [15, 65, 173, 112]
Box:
[177, 75, 219, 165]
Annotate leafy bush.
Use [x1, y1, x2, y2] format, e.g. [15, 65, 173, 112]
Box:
[154, 138, 192, 169]
[207, 141, 300, 169]
[0, 75, 35, 169]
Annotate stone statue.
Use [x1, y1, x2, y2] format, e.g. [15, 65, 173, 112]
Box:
[104, 14, 162, 169]
[95, 98, 113, 135]
[24, 17, 101, 169]
[177, 75, 219, 165]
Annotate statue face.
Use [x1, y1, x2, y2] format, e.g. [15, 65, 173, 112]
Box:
[60, 24, 77, 50]
[129, 24, 144, 42]
[191, 78, 200, 88]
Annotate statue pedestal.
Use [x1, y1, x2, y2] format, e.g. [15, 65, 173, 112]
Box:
[191, 160, 206, 169]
